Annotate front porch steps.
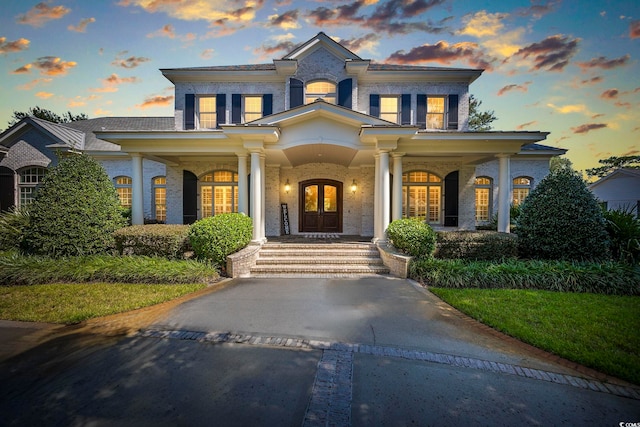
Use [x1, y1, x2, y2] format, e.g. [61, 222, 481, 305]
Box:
[250, 242, 390, 278]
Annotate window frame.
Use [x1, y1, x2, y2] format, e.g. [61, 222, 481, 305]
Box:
[114, 176, 132, 208]
[474, 176, 493, 223]
[243, 95, 263, 122]
[152, 176, 166, 223]
[426, 95, 447, 130]
[513, 176, 532, 206]
[305, 80, 337, 105]
[402, 171, 443, 224]
[196, 95, 217, 129]
[199, 170, 239, 218]
[379, 95, 401, 124]
[18, 166, 46, 206]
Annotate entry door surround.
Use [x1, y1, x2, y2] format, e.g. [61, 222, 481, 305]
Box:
[299, 179, 343, 233]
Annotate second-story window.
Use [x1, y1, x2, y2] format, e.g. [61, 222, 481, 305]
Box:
[427, 96, 446, 129]
[305, 81, 336, 104]
[197, 96, 216, 129]
[380, 96, 400, 124]
[244, 95, 263, 122]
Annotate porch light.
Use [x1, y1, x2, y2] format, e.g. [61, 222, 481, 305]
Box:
[351, 179, 357, 193]
[284, 179, 291, 194]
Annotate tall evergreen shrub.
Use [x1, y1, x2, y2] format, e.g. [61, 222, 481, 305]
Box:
[189, 213, 253, 267]
[517, 168, 609, 261]
[23, 154, 126, 256]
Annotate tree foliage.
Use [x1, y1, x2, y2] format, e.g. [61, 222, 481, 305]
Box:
[549, 156, 574, 173]
[468, 94, 497, 131]
[586, 155, 640, 178]
[23, 154, 126, 257]
[8, 106, 88, 128]
[517, 168, 610, 261]
[188, 213, 253, 268]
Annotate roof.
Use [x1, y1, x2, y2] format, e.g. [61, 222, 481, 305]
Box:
[0, 116, 85, 151]
[588, 168, 640, 189]
[520, 143, 567, 154]
[66, 117, 174, 151]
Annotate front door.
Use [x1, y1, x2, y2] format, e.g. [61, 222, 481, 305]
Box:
[299, 179, 342, 233]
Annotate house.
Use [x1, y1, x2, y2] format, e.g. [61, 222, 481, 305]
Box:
[1, 32, 565, 240]
[588, 168, 640, 215]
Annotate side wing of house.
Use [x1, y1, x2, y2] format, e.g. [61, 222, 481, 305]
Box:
[588, 169, 640, 214]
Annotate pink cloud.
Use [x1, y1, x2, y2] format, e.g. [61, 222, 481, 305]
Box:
[386, 40, 492, 69]
[571, 123, 607, 134]
[136, 95, 174, 109]
[17, 2, 70, 27]
[0, 37, 30, 54]
[577, 54, 630, 71]
[630, 20, 640, 39]
[512, 34, 579, 72]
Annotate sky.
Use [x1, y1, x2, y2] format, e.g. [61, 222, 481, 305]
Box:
[0, 0, 638, 174]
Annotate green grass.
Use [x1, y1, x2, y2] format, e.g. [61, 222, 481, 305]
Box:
[0, 283, 206, 324]
[430, 287, 640, 385]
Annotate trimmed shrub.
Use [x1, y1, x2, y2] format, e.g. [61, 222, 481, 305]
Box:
[23, 154, 127, 257]
[435, 231, 518, 261]
[410, 258, 640, 295]
[113, 225, 191, 259]
[386, 218, 436, 259]
[517, 169, 610, 261]
[189, 213, 253, 267]
[603, 206, 640, 264]
[0, 206, 30, 251]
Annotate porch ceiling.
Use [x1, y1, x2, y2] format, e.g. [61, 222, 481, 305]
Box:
[283, 144, 357, 167]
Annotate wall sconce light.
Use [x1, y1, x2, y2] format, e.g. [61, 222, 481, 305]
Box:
[351, 179, 357, 194]
[284, 179, 291, 194]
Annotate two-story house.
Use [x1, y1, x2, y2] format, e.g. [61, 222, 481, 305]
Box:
[1, 32, 565, 241]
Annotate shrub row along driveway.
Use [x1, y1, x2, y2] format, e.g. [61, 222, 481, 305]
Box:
[1, 277, 638, 426]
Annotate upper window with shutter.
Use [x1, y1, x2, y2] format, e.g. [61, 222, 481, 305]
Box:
[197, 96, 216, 129]
[418, 94, 459, 130]
[243, 95, 262, 122]
[305, 80, 336, 104]
[380, 96, 400, 124]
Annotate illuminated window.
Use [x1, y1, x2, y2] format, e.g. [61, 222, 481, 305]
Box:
[197, 96, 216, 129]
[380, 96, 400, 124]
[19, 167, 46, 206]
[426, 96, 446, 129]
[200, 171, 238, 218]
[152, 176, 166, 222]
[305, 81, 336, 104]
[475, 177, 493, 222]
[114, 176, 132, 208]
[244, 95, 263, 122]
[402, 171, 442, 223]
[513, 177, 532, 206]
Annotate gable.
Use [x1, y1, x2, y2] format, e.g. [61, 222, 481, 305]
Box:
[282, 32, 361, 62]
[0, 140, 52, 171]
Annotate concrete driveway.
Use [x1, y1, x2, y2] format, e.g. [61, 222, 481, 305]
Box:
[1, 276, 638, 426]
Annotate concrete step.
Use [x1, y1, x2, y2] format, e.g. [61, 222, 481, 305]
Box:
[255, 256, 385, 265]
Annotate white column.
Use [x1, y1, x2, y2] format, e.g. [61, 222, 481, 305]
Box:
[497, 154, 511, 233]
[379, 150, 390, 241]
[391, 153, 404, 221]
[260, 154, 266, 242]
[130, 153, 144, 225]
[237, 154, 248, 215]
[250, 151, 262, 242]
[373, 154, 381, 242]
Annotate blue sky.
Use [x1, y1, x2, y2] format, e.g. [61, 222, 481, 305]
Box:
[1, 0, 638, 173]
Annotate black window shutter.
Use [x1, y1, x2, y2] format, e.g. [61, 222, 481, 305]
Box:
[216, 94, 226, 128]
[448, 94, 459, 130]
[416, 94, 426, 128]
[184, 94, 195, 130]
[401, 94, 411, 125]
[263, 94, 273, 116]
[290, 78, 303, 108]
[337, 78, 352, 108]
[370, 94, 380, 117]
[232, 94, 241, 124]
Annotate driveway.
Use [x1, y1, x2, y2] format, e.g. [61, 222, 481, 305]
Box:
[1, 277, 638, 426]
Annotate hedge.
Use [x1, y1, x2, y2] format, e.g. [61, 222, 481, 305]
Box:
[113, 225, 191, 259]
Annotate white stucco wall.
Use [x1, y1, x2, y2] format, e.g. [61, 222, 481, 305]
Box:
[590, 174, 640, 212]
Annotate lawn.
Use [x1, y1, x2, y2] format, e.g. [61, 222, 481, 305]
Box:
[0, 283, 206, 324]
[430, 287, 640, 385]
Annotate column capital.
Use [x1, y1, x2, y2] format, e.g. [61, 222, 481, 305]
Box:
[391, 152, 406, 158]
[496, 153, 512, 159]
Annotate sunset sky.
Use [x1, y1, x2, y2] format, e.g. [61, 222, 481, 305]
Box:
[1, 0, 638, 173]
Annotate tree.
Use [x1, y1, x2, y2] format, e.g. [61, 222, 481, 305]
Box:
[468, 94, 497, 131]
[549, 156, 574, 172]
[23, 153, 126, 257]
[7, 106, 88, 128]
[586, 155, 640, 179]
[517, 168, 610, 261]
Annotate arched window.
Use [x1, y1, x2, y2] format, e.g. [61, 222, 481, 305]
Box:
[513, 176, 532, 206]
[114, 176, 132, 208]
[18, 167, 46, 206]
[402, 171, 442, 223]
[200, 170, 238, 218]
[152, 176, 166, 222]
[475, 177, 493, 222]
[305, 80, 336, 104]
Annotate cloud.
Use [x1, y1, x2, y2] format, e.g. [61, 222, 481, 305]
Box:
[459, 11, 507, 38]
[93, 108, 112, 116]
[547, 103, 591, 115]
[515, 0, 561, 19]
[17, 2, 71, 27]
[136, 94, 174, 109]
[119, 0, 259, 23]
[102, 73, 140, 85]
[147, 24, 176, 38]
[200, 48, 214, 59]
[571, 123, 607, 134]
[0, 37, 30, 54]
[600, 88, 619, 99]
[35, 91, 54, 99]
[385, 40, 492, 69]
[254, 33, 297, 59]
[497, 82, 531, 96]
[575, 76, 603, 87]
[12, 64, 32, 74]
[576, 54, 630, 71]
[32, 56, 77, 76]
[68, 17, 96, 32]
[267, 9, 299, 29]
[516, 120, 538, 130]
[336, 33, 381, 55]
[631, 20, 640, 39]
[17, 78, 52, 90]
[512, 34, 579, 72]
[111, 53, 150, 68]
[90, 86, 119, 93]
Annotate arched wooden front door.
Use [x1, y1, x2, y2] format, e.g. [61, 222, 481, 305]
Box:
[299, 179, 342, 233]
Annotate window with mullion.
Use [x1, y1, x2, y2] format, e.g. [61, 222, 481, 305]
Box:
[427, 96, 446, 129]
[197, 96, 216, 129]
[243, 95, 263, 122]
[380, 96, 400, 124]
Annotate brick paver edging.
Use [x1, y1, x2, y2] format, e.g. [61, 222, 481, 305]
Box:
[136, 328, 640, 401]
